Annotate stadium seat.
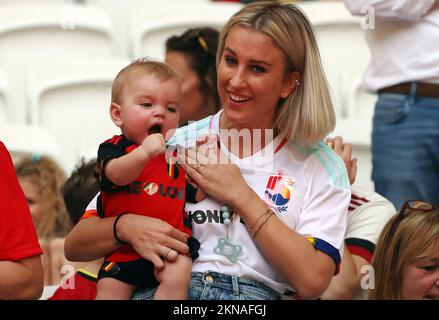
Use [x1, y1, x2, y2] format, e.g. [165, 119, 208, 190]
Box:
[86, 0, 207, 56]
[129, 2, 243, 60]
[0, 3, 115, 124]
[345, 79, 377, 121]
[0, 124, 60, 164]
[84, 0, 211, 58]
[298, 2, 371, 118]
[27, 59, 129, 173]
[0, 71, 8, 123]
[0, 0, 70, 4]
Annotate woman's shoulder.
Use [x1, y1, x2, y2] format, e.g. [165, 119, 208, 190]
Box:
[286, 140, 342, 163]
[286, 141, 350, 190]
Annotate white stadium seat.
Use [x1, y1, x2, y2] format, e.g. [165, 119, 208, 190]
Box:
[333, 80, 377, 191]
[130, 2, 243, 60]
[0, 71, 8, 123]
[298, 2, 371, 117]
[331, 117, 374, 190]
[84, 0, 211, 58]
[0, 0, 72, 4]
[0, 3, 115, 124]
[27, 59, 129, 173]
[0, 124, 60, 164]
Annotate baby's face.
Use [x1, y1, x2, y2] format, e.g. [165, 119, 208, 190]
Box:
[118, 73, 181, 145]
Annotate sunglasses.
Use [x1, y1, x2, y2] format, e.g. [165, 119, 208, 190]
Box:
[388, 200, 439, 238]
[398, 200, 438, 217]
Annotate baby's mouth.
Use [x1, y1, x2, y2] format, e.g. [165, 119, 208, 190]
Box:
[148, 124, 162, 135]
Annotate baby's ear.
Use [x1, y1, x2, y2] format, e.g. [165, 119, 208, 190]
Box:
[109, 103, 123, 127]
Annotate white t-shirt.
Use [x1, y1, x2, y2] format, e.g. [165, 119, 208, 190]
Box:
[187, 111, 350, 294]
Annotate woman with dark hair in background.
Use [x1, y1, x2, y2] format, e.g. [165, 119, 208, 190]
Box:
[165, 27, 220, 126]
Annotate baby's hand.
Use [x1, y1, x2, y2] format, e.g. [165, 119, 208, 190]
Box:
[195, 188, 207, 202]
[141, 133, 166, 159]
[196, 134, 218, 148]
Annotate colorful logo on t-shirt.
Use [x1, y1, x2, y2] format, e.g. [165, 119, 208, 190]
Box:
[144, 182, 158, 196]
[264, 175, 294, 213]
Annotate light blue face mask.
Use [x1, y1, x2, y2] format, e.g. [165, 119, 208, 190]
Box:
[166, 116, 213, 148]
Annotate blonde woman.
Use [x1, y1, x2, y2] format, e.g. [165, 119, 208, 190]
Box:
[370, 202, 439, 300]
[15, 155, 72, 285]
[65, 1, 350, 300]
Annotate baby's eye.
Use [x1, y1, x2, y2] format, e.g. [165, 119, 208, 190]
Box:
[167, 106, 177, 113]
[141, 102, 152, 108]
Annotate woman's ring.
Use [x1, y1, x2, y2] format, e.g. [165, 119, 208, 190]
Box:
[164, 247, 171, 259]
[326, 141, 334, 150]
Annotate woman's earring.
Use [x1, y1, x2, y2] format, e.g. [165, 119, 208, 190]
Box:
[295, 79, 300, 87]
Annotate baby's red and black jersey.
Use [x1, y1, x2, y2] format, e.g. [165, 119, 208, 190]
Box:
[97, 134, 139, 193]
[97, 134, 193, 262]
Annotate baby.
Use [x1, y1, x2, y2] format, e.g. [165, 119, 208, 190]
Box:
[95, 59, 200, 300]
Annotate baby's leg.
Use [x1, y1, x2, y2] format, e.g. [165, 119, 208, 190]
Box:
[154, 254, 192, 300]
[95, 278, 135, 300]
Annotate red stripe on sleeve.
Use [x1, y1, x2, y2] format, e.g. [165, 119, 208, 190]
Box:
[351, 194, 369, 203]
[347, 245, 373, 263]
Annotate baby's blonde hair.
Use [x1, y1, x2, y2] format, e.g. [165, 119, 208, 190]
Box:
[111, 58, 182, 104]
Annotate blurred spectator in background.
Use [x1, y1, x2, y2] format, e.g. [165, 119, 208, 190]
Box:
[0, 141, 43, 299]
[322, 137, 395, 300]
[370, 201, 439, 300]
[15, 154, 72, 285]
[62, 159, 100, 226]
[49, 158, 101, 300]
[165, 27, 220, 126]
[344, 1, 439, 209]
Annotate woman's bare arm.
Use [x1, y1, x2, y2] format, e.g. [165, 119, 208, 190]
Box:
[64, 214, 190, 269]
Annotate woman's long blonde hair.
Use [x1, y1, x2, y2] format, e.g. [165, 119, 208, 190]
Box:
[15, 155, 71, 239]
[217, 1, 335, 146]
[370, 208, 439, 299]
